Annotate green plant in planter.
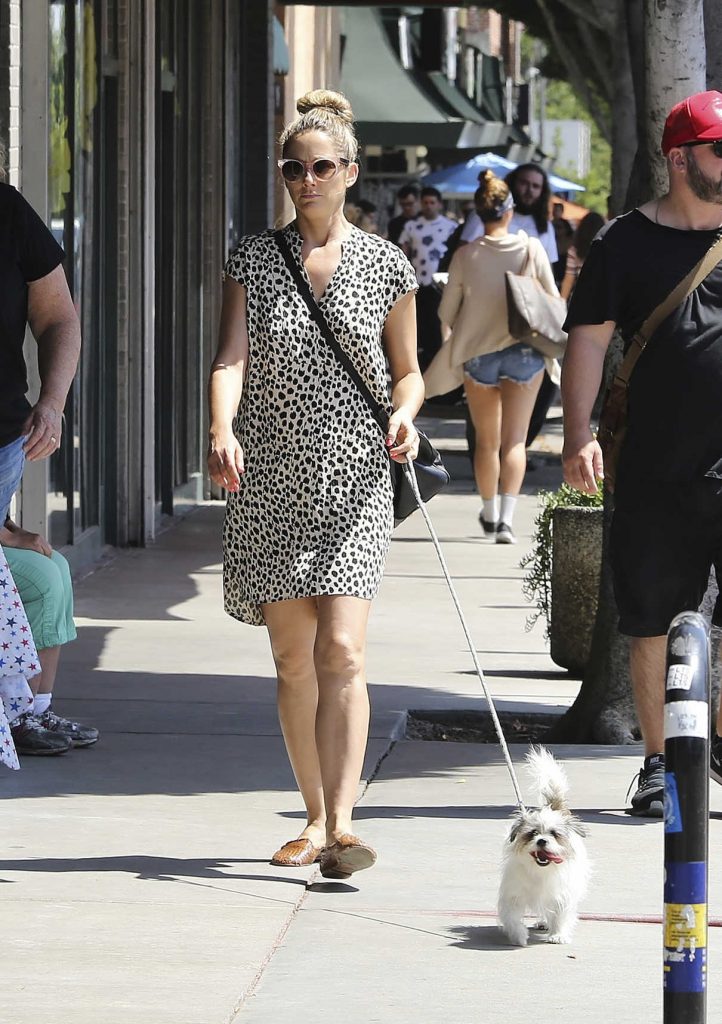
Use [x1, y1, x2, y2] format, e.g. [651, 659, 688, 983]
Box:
[520, 483, 603, 638]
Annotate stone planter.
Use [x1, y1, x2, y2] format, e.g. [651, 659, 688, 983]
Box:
[550, 506, 603, 675]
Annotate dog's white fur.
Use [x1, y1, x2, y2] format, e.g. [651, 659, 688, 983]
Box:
[497, 747, 589, 946]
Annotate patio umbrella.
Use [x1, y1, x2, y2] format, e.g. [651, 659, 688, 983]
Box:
[421, 152, 585, 196]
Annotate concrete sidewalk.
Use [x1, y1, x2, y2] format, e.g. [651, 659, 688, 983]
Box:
[2, 435, 721, 1023]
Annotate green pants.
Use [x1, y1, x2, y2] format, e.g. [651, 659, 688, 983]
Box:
[4, 547, 77, 651]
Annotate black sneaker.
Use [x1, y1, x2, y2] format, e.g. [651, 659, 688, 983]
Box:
[10, 713, 71, 756]
[36, 709, 100, 748]
[496, 522, 516, 545]
[711, 733, 722, 785]
[627, 754, 665, 817]
[478, 512, 497, 539]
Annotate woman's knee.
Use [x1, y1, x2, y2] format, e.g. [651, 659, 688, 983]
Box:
[315, 629, 364, 684]
[271, 641, 315, 688]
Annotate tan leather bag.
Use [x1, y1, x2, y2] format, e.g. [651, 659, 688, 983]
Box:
[598, 233, 722, 493]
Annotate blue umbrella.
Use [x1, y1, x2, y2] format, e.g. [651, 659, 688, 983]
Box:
[421, 152, 585, 195]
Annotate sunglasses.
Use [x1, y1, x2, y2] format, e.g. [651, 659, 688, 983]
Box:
[277, 157, 350, 183]
[682, 140, 722, 158]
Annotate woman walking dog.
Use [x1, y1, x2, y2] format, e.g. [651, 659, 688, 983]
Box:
[207, 90, 423, 879]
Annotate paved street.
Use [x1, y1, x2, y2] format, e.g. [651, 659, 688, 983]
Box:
[3, 419, 722, 1023]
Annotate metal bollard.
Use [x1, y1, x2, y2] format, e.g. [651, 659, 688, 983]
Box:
[663, 611, 710, 1023]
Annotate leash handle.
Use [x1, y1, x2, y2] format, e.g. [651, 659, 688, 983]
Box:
[402, 461, 527, 812]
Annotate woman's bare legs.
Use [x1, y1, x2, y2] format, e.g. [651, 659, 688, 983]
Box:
[314, 595, 372, 842]
[263, 597, 326, 848]
[262, 593, 373, 847]
[498, 371, 544, 495]
[464, 377, 502, 500]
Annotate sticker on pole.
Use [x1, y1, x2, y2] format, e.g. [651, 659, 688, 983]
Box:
[664, 902, 707, 992]
[664, 700, 709, 740]
[666, 661, 696, 691]
[664, 772, 683, 834]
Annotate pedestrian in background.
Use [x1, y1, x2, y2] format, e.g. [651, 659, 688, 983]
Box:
[399, 186, 456, 372]
[356, 198, 379, 234]
[425, 170, 560, 543]
[208, 89, 423, 879]
[387, 184, 419, 246]
[559, 211, 606, 302]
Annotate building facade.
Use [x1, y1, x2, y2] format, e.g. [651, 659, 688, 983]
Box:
[1, 0, 284, 572]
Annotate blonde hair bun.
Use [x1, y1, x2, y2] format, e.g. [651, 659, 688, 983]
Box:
[296, 89, 354, 125]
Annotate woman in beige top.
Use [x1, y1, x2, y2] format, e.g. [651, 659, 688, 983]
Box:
[425, 171, 560, 543]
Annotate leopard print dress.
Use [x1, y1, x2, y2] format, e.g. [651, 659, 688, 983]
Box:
[222, 223, 418, 626]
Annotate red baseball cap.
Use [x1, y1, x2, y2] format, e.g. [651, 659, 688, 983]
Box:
[662, 90, 722, 154]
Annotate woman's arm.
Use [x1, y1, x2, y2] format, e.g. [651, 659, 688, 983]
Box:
[383, 290, 425, 462]
[207, 277, 248, 492]
[559, 246, 580, 302]
[438, 249, 464, 329]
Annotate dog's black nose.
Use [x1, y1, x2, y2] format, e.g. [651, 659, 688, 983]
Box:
[536, 837, 547, 847]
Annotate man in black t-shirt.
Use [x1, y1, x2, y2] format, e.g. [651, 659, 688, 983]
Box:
[0, 181, 83, 756]
[387, 185, 420, 247]
[561, 90, 722, 817]
[0, 182, 80, 524]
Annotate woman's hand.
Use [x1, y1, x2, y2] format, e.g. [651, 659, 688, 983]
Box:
[386, 408, 420, 463]
[208, 432, 244, 492]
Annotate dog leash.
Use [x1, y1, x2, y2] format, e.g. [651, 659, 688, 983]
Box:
[402, 460, 527, 813]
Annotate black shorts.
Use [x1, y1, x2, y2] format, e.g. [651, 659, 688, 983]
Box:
[611, 473, 722, 636]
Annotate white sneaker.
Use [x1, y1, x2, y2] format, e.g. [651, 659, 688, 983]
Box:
[495, 522, 516, 544]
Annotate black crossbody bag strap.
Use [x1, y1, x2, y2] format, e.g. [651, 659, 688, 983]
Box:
[274, 229, 390, 436]
[614, 231, 722, 389]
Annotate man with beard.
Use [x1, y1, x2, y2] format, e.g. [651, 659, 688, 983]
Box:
[460, 163, 559, 266]
[561, 90, 722, 817]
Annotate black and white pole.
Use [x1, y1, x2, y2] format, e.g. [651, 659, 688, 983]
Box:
[663, 611, 710, 1023]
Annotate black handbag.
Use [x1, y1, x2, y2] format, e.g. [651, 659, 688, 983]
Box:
[274, 230, 449, 524]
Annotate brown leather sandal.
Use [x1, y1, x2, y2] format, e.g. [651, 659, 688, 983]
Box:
[319, 834, 377, 879]
[270, 838, 324, 867]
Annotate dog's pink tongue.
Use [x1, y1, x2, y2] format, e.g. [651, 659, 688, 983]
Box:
[546, 852, 564, 863]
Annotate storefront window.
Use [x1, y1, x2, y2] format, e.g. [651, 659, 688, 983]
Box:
[47, 1, 100, 547]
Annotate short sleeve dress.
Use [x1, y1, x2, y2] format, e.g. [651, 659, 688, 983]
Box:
[222, 223, 418, 626]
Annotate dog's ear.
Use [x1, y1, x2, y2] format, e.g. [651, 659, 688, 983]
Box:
[508, 811, 526, 843]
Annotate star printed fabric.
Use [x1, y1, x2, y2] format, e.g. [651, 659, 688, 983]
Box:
[0, 546, 38, 770]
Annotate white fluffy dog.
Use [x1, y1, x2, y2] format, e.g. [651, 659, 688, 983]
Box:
[497, 747, 589, 946]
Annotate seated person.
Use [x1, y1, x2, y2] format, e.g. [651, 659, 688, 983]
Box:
[1, 515, 98, 755]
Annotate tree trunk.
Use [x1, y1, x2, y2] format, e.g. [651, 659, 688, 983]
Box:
[644, 0, 706, 197]
[705, 0, 722, 89]
[610, 0, 637, 214]
[623, 0, 653, 208]
[549, 333, 638, 744]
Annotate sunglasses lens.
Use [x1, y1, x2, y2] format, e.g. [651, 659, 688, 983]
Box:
[281, 160, 304, 182]
[313, 159, 338, 180]
[713, 142, 722, 158]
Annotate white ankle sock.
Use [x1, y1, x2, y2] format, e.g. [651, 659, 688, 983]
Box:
[499, 494, 517, 527]
[482, 496, 499, 523]
[32, 693, 52, 717]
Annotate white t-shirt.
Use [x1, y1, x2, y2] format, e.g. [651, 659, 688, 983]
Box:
[398, 214, 457, 286]
[460, 210, 559, 264]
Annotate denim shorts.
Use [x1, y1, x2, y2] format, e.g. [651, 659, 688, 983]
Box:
[0, 435, 25, 524]
[464, 342, 545, 386]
